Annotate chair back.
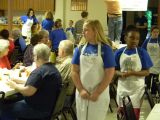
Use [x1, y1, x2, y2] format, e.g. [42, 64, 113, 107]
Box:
[122, 96, 136, 120]
[50, 82, 68, 119]
[145, 88, 155, 109]
[0, 91, 5, 102]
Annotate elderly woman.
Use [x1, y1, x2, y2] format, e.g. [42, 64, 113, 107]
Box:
[0, 39, 10, 69]
[0, 43, 62, 120]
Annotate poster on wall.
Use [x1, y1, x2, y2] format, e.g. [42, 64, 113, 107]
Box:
[120, 0, 148, 11]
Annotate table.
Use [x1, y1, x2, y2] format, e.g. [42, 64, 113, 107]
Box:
[0, 81, 16, 98]
[146, 104, 160, 120]
[0, 68, 28, 98]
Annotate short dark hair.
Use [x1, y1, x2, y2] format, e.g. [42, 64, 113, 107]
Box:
[151, 26, 159, 32]
[81, 11, 88, 18]
[125, 25, 139, 36]
[0, 29, 9, 39]
[30, 34, 40, 46]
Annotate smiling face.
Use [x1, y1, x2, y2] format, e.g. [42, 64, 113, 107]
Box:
[125, 31, 140, 49]
[151, 28, 159, 39]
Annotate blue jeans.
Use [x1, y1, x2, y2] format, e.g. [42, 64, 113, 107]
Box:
[0, 100, 50, 120]
[108, 16, 123, 42]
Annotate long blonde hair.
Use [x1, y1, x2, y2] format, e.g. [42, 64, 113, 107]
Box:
[79, 19, 112, 46]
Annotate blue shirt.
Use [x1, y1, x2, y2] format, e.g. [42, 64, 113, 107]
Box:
[25, 63, 62, 112]
[41, 19, 54, 31]
[114, 47, 153, 70]
[72, 43, 116, 68]
[66, 27, 75, 35]
[141, 37, 160, 50]
[50, 29, 67, 50]
[21, 15, 39, 25]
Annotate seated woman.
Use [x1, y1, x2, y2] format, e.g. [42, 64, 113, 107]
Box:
[0, 43, 62, 120]
[0, 39, 10, 69]
[23, 34, 40, 67]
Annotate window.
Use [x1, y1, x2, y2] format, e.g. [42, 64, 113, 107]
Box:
[71, 0, 87, 11]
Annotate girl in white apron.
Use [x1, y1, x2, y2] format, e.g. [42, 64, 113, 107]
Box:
[20, 8, 39, 40]
[71, 20, 115, 120]
[142, 26, 160, 95]
[115, 26, 153, 120]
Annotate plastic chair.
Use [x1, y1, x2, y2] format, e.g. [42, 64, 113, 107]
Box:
[122, 96, 136, 120]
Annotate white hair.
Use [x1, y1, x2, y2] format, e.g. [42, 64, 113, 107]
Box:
[0, 39, 9, 52]
[33, 43, 51, 61]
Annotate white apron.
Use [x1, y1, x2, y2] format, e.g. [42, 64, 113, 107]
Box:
[76, 43, 110, 120]
[147, 38, 160, 74]
[117, 47, 145, 108]
[22, 18, 33, 39]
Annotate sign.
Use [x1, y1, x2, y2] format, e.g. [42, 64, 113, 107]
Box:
[120, 0, 148, 11]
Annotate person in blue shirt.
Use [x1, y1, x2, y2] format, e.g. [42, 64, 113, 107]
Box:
[72, 19, 115, 120]
[142, 26, 160, 95]
[41, 11, 54, 34]
[66, 20, 75, 40]
[115, 25, 153, 120]
[20, 8, 39, 39]
[0, 43, 62, 120]
[50, 19, 67, 56]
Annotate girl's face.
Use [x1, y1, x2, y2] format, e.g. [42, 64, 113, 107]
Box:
[69, 21, 73, 27]
[29, 10, 34, 17]
[83, 24, 96, 43]
[125, 31, 140, 49]
[151, 29, 159, 39]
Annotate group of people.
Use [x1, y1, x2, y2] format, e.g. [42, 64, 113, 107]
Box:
[0, 5, 159, 120]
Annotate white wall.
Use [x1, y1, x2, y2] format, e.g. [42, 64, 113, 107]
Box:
[55, 0, 107, 31]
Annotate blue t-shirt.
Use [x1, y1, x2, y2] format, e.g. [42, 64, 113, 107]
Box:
[41, 19, 54, 31]
[25, 63, 62, 112]
[114, 47, 153, 70]
[50, 29, 67, 50]
[66, 27, 75, 34]
[141, 37, 160, 50]
[21, 15, 39, 25]
[72, 43, 116, 68]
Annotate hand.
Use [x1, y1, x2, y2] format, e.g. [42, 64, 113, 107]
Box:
[89, 92, 99, 102]
[121, 71, 134, 78]
[6, 80, 17, 89]
[79, 89, 90, 100]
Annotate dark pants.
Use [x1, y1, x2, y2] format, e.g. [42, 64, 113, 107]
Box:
[145, 73, 159, 95]
[0, 100, 49, 120]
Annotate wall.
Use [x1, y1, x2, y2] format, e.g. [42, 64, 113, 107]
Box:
[54, 0, 107, 30]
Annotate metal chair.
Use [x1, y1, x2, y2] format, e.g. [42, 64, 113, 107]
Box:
[145, 87, 155, 109]
[122, 96, 136, 120]
[62, 87, 77, 120]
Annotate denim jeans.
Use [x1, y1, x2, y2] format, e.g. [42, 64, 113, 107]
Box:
[108, 16, 123, 42]
[0, 100, 50, 120]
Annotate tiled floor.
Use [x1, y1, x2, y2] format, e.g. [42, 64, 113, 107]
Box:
[63, 98, 152, 120]
[106, 98, 151, 120]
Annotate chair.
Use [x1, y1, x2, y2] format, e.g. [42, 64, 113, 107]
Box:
[50, 82, 68, 120]
[145, 87, 155, 109]
[19, 83, 68, 120]
[62, 87, 77, 120]
[0, 91, 5, 102]
[122, 96, 136, 120]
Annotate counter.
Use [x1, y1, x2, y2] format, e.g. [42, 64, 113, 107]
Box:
[0, 23, 21, 31]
